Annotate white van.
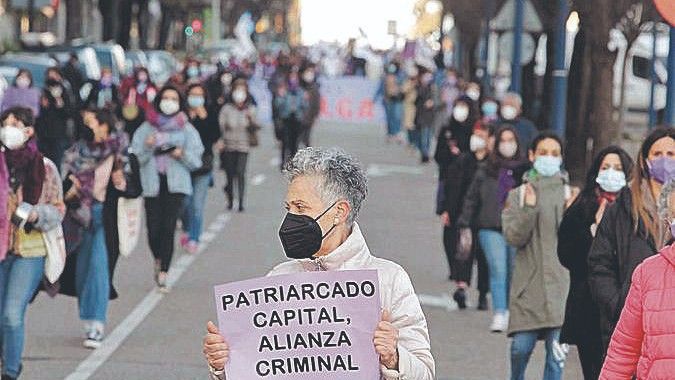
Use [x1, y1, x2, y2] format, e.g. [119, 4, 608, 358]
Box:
[612, 25, 669, 113]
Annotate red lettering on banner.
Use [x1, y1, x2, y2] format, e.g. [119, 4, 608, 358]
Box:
[357, 99, 375, 120]
[319, 97, 332, 117]
[336, 98, 353, 119]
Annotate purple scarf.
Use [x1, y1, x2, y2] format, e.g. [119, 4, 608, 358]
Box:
[5, 139, 46, 205]
[62, 134, 126, 206]
[0, 152, 8, 261]
[497, 160, 526, 209]
[149, 112, 187, 174]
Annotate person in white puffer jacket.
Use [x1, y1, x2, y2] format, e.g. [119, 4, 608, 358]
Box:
[203, 147, 435, 380]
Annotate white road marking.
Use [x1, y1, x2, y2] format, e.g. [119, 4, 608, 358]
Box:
[366, 163, 425, 177]
[250, 174, 267, 186]
[64, 214, 232, 380]
[269, 157, 281, 167]
[417, 293, 458, 311]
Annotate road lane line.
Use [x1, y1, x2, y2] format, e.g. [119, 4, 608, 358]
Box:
[64, 214, 232, 380]
[250, 174, 266, 186]
[417, 293, 458, 311]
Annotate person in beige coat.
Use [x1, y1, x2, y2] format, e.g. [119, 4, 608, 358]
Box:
[501, 132, 576, 380]
[203, 147, 435, 380]
[401, 67, 418, 154]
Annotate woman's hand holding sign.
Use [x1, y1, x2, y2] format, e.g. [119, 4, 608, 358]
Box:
[204, 321, 229, 371]
[374, 310, 399, 370]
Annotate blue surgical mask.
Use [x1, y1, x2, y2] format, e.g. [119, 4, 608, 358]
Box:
[533, 155, 562, 177]
[596, 168, 626, 193]
[187, 66, 199, 78]
[481, 101, 498, 116]
[187, 95, 205, 108]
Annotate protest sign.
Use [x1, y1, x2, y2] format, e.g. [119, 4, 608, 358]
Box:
[213, 270, 381, 379]
[248, 76, 386, 126]
[317, 77, 385, 125]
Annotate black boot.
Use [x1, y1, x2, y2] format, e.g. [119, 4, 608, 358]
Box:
[2, 373, 17, 380]
[452, 288, 467, 309]
[477, 292, 488, 311]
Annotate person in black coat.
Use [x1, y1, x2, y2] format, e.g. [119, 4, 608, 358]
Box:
[36, 68, 73, 170]
[438, 123, 493, 309]
[557, 146, 633, 380]
[588, 128, 675, 356]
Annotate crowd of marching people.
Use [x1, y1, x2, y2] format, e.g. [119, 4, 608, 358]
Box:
[0, 43, 674, 379]
[393, 55, 675, 379]
[0, 53, 274, 378]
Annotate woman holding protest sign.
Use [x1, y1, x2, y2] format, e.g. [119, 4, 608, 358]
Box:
[203, 147, 435, 380]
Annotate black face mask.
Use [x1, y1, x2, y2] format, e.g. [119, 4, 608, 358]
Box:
[278, 202, 338, 259]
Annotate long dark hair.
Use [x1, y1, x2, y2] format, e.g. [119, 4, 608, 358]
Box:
[570, 145, 634, 222]
[631, 127, 675, 242]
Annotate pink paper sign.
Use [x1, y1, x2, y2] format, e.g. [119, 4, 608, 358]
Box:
[213, 270, 381, 379]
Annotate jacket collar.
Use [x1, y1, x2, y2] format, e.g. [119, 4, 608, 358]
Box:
[661, 243, 675, 267]
[523, 168, 570, 185]
[301, 223, 370, 271]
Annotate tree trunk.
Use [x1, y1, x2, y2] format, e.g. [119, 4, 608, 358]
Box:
[539, 29, 555, 131]
[588, 41, 618, 154]
[521, 58, 538, 122]
[65, 0, 82, 40]
[565, 26, 592, 182]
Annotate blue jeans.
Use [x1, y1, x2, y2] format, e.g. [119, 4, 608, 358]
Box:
[76, 202, 109, 323]
[511, 328, 564, 380]
[384, 101, 402, 136]
[181, 172, 212, 242]
[416, 126, 432, 158]
[478, 229, 515, 312]
[0, 255, 45, 378]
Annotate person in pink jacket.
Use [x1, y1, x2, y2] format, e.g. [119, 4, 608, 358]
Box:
[600, 181, 675, 379]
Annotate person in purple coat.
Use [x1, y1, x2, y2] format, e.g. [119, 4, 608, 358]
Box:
[1, 70, 41, 117]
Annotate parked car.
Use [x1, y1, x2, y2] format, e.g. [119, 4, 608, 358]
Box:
[0, 53, 58, 87]
[91, 43, 127, 84]
[145, 50, 178, 86]
[45, 45, 101, 81]
[125, 50, 149, 72]
[0, 69, 10, 101]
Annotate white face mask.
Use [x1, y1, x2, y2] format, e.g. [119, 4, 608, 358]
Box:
[469, 135, 487, 152]
[501, 105, 518, 120]
[499, 141, 518, 158]
[15, 77, 30, 89]
[466, 88, 480, 101]
[232, 89, 247, 104]
[453, 105, 469, 123]
[50, 86, 63, 98]
[221, 74, 232, 86]
[0, 126, 28, 150]
[302, 71, 315, 83]
[159, 99, 180, 115]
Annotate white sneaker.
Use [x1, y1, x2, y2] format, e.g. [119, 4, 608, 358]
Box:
[83, 323, 104, 349]
[490, 312, 509, 333]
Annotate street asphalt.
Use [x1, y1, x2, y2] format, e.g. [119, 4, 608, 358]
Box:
[23, 120, 583, 379]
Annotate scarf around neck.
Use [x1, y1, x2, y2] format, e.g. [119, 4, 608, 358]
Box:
[62, 134, 126, 205]
[4, 139, 45, 205]
[149, 111, 188, 132]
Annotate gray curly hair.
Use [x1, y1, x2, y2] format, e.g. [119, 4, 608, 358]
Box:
[283, 147, 368, 225]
